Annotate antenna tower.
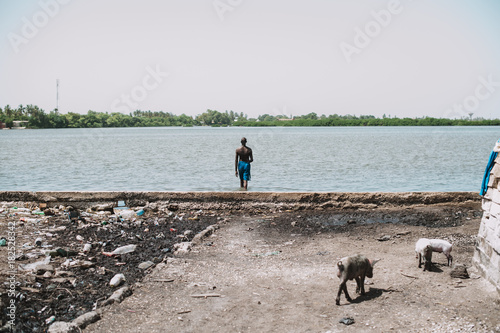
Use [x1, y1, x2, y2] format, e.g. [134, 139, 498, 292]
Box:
[56, 79, 59, 111]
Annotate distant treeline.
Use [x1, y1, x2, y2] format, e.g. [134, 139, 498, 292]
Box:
[1, 105, 499, 129]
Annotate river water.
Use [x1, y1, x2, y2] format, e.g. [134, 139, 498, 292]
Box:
[1, 126, 499, 192]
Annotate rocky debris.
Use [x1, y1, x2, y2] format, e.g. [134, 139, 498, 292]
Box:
[192, 225, 218, 245]
[450, 264, 470, 279]
[173, 242, 193, 254]
[34, 264, 54, 275]
[0, 200, 217, 332]
[109, 273, 126, 287]
[72, 311, 100, 329]
[138, 261, 155, 270]
[47, 321, 79, 333]
[102, 286, 132, 306]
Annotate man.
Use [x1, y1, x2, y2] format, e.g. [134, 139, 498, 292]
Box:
[235, 137, 253, 190]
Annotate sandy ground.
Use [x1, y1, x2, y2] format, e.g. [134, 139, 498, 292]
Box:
[84, 208, 500, 333]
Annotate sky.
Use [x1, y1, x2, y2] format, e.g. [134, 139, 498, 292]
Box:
[1, 0, 500, 119]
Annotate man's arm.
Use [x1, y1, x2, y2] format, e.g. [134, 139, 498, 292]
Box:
[235, 152, 239, 176]
[249, 150, 253, 163]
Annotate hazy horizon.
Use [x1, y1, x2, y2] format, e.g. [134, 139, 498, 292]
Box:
[1, 0, 500, 120]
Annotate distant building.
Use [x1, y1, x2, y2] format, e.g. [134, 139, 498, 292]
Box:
[0, 122, 5, 129]
[12, 120, 29, 129]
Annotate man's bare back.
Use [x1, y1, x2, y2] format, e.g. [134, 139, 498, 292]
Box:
[236, 146, 252, 162]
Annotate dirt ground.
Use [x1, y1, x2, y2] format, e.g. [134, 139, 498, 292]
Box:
[79, 205, 500, 333]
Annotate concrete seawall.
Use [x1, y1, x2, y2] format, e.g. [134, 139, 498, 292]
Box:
[0, 191, 481, 211]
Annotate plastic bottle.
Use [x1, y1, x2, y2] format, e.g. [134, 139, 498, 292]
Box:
[119, 210, 136, 220]
[104, 244, 137, 256]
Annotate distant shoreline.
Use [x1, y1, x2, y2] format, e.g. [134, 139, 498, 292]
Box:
[1, 105, 499, 129]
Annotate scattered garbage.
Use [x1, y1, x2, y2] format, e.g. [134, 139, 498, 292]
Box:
[0, 199, 215, 332]
[113, 201, 130, 215]
[66, 210, 79, 221]
[339, 317, 355, 325]
[19, 256, 51, 271]
[118, 209, 137, 220]
[32, 209, 45, 216]
[253, 251, 281, 257]
[47, 248, 78, 257]
[83, 243, 92, 253]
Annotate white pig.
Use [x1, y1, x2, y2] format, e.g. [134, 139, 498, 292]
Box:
[429, 239, 453, 266]
[415, 238, 433, 271]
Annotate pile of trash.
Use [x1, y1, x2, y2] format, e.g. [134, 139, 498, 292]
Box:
[0, 200, 217, 332]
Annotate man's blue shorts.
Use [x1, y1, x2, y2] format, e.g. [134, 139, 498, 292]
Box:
[238, 161, 251, 181]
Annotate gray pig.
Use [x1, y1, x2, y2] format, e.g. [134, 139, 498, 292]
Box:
[336, 254, 379, 305]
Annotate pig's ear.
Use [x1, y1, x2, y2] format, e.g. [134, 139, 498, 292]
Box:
[369, 259, 381, 266]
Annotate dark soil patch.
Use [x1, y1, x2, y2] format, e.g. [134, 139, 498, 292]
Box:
[265, 206, 482, 235]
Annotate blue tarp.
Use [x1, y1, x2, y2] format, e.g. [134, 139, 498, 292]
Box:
[480, 140, 500, 196]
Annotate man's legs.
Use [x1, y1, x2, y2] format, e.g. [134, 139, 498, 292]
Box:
[238, 162, 249, 190]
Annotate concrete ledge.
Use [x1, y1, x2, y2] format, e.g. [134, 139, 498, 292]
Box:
[0, 191, 481, 210]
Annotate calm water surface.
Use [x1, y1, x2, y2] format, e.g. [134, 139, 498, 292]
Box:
[1, 126, 499, 192]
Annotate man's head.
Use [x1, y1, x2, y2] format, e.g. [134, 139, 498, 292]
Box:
[241, 137, 247, 145]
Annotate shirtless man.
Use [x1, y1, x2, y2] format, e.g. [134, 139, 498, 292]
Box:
[235, 137, 253, 190]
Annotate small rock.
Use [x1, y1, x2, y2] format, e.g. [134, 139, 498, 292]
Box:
[110, 273, 126, 287]
[73, 311, 100, 329]
[35, 264, 54, 275]
[173, 242, 192, 254]
[168, 204, 179, 211]
[54, 271, 75, 277]
[377, 235, 391, 242]
[102, 286, 132, 306]
[138, 261, 154, 270]
[47, 321, 79, 333]
[80, 261, 95, 268]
